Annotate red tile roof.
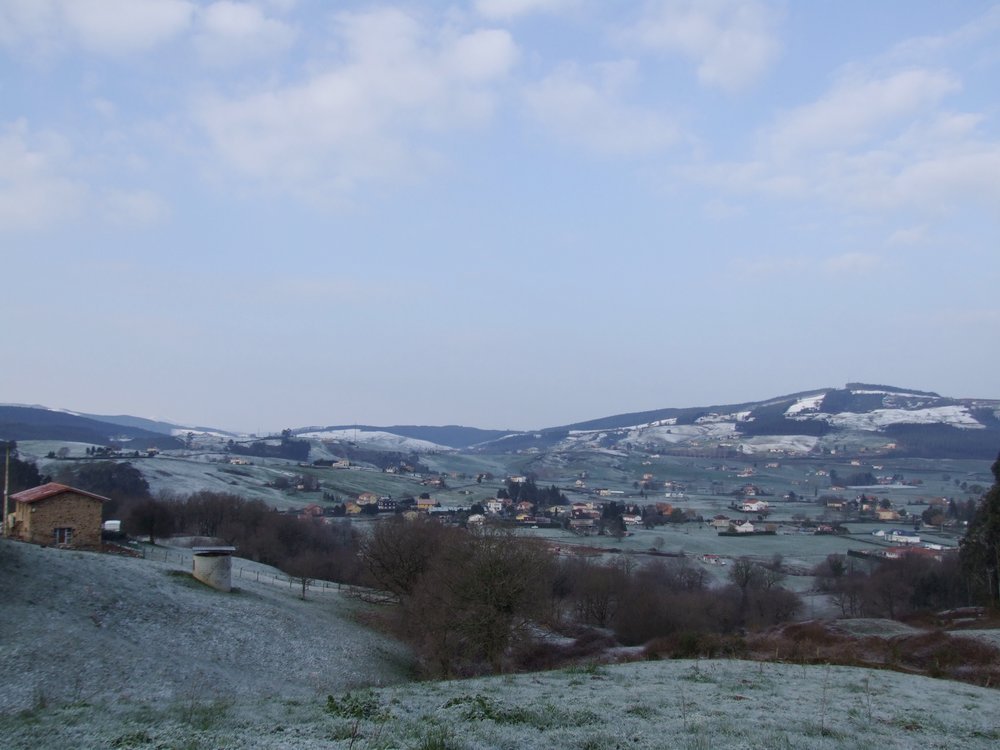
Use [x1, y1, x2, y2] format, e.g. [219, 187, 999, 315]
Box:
[10, 482, 109, 504]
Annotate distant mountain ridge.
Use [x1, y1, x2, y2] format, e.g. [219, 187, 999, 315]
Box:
[466, 384, 1000, 459]
[3, 384, 998, 458]
[0, 406, 183, 449]
[292, 424, 511, 449]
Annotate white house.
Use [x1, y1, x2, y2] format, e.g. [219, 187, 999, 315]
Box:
[741, 500, 769, 513]
[886, 529, 921, 545]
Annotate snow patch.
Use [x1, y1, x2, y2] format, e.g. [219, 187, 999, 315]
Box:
[790, 405, 983, 430]
[785, 393, 825, 416]
[851, 389, 934, 398]
[738, 435, 820, 455]
[297, 429, 447, 451]
[695, 411, 751, 424]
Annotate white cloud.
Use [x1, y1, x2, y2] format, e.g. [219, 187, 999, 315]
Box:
[194, 1, 296, 66]
[822, 252, 882, 274]
[0, 120, 86, 230]
[64, 0, 193, 55]
[620, 0, 781, 91]
[730, 255, 806, 278]
[886, 5, 1000, 62]
[0, 120, 170, 232]
[731, 251, 884, 278]
[702, 198, 745, 220]
[0, 0, 194, 58]
[766, 70, 960, 157]
[194, 8, 518, 200]
[887, 226, 928, 246]
[523, 61, 679, 156]
[687, 66, 1000, 218]
[101, 188, 171, 226]
[474, 0, 578, 20]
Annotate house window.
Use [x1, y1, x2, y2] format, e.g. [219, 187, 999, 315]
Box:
[53, 527, 73, 546]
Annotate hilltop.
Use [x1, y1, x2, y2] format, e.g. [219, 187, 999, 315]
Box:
[4, 383, 998, 459]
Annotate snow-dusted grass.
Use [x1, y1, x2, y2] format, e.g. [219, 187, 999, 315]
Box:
[3, 658, 998, 749]
[3, 539, 1000, 749]
[0, 540, 411, 717]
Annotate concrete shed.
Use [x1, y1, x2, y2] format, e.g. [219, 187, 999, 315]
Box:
[191, 546, 236, 592]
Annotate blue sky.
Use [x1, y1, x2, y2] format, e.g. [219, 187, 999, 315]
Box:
[1, 0, 998, 432]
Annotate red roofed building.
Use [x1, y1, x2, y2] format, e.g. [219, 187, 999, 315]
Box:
[8, 483, 107, 548]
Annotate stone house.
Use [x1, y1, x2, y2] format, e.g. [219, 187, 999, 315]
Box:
[8, 482, 107, 548]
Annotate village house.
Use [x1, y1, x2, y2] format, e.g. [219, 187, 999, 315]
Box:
[377, 497, 397, 512]
[8, 482, 107, 548]
[740, 500, 769, 513]
[710, 515, 731, 530]
[356, 492, 379, 505]
[886, 529, 921, 545]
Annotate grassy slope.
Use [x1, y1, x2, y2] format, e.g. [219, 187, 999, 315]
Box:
[0, 540, 411, 716]
[2, 540, 1000, 749]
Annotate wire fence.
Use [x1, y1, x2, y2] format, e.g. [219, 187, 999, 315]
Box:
[140, 546, 345, 594]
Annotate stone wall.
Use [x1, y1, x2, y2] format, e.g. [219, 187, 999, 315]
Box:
[16, 493, 103, 548]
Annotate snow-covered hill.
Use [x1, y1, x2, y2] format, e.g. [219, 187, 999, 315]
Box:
[297, 428, 450, 452]
[470, 384, 1000, 458]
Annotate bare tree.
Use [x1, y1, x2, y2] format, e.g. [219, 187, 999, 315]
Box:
[405, 527, 553, 676]
[359, 515, 456, 599]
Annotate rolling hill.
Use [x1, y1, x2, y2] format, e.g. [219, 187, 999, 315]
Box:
[4, 383, 999, 459]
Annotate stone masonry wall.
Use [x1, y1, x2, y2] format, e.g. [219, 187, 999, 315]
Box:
[18, 493, 103, 548]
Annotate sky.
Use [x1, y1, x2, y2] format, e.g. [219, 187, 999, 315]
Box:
[1, 0, 998, 433]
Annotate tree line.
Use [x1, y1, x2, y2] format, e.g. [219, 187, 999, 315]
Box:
[359, 516, 803, 677]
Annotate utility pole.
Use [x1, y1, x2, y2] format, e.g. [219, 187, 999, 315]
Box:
[2, 442, 10, 537]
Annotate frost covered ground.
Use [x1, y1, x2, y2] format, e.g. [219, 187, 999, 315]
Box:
[3, 539, 1000, 749]
[0, 540, 411, 716]
[3, 653, 999, 749]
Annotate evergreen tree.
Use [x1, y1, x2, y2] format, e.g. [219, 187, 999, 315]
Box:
[960, 455, 1000, 607]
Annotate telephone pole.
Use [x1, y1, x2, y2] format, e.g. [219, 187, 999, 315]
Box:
[2, 442, 10, 537]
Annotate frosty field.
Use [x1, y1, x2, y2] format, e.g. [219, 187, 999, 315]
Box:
[2, 538, 1000, 749]
[4, 653, 999, 749]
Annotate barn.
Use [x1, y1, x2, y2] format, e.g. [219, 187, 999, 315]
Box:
[8, 482, 108, 549]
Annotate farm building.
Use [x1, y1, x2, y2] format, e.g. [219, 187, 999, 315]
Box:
[7, 482, 107, 548]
